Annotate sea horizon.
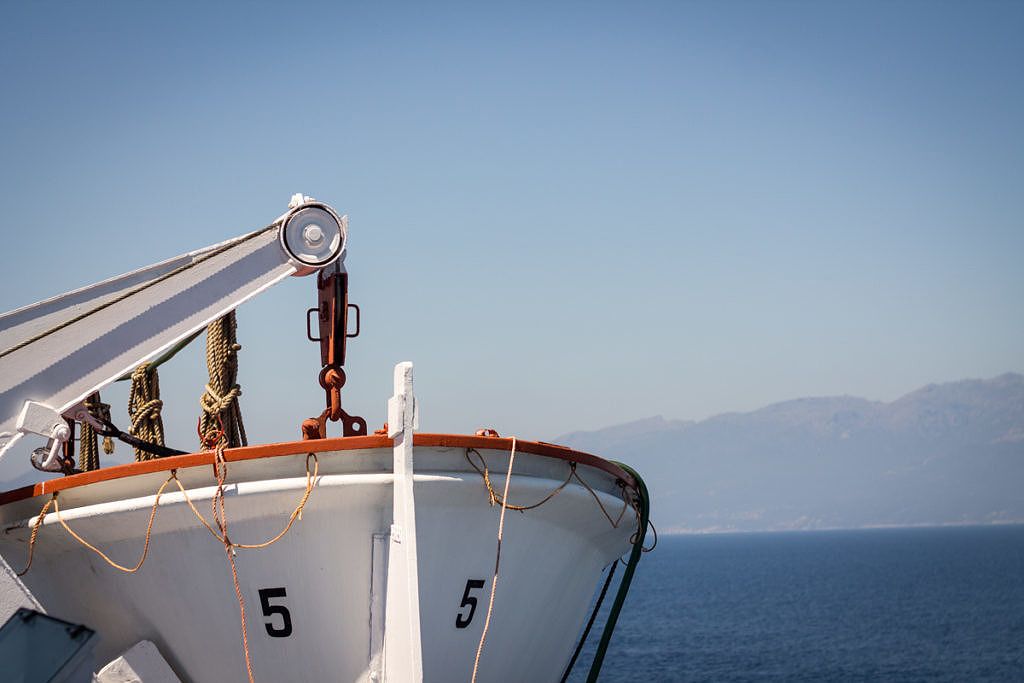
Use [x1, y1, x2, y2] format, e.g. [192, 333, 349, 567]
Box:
[660, 520, 1024, 536]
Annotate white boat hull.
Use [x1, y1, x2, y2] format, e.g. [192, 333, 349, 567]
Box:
[0, 438, 635, 682]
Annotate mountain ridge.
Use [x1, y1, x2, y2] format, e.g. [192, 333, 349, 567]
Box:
[557, 373, 1024, 533]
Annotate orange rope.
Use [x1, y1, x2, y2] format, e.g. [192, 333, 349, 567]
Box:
[203, 447, 319, 683]
[465, 448, 573, 511]
[466, 447, 634, 527]
[210, 443, 255, 683]
[170, 453, 318, 549]
[53, 476, 172, 573]
[14, 449, 321, 683]
[571, 467, 632, 529]
[16, 496, 54, 576]
[464, 442, 636, 681]
[20, 448, 319, 683]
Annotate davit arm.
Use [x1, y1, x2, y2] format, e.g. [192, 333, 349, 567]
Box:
[0, 194, 347, 467]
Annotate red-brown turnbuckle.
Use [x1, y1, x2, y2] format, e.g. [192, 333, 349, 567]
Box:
[302, 262, 367, 439]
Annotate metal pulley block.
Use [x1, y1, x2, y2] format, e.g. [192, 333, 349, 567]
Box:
[302, 260, 366, 439]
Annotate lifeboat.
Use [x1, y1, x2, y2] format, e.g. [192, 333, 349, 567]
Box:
[0, 195, 649, 682]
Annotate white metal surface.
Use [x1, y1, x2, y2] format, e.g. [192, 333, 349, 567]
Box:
[0, 445, 633, 682]
[17, 401, 70, 472]
[0, 197, 347, 464]
[368, 533, 387, 682]
[383, 362, 423, 683]
[0, 554, 43, 624]
[95, 640, 181, 683]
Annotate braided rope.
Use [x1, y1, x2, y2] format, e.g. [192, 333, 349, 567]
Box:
[465, 448, 573, 511]
[128, 363, 165, 461]
[466, 447, 632, 526]
[16, 450, 318, 683]
[15, 496, 54, 576]
[209, 443, 255, 683]
[189, 446, 317, 683]
[170, 453, 319, 549]
[80, 392, 114, 471]
[199, 312, 247, 449]
[53, 477, 171, 573]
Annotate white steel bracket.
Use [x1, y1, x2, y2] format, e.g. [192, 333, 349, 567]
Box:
[15, 401, 70, 472]
[382, 361, 423, 683]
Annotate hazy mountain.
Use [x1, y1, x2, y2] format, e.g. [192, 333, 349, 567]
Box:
[558, 374, 1024, 533]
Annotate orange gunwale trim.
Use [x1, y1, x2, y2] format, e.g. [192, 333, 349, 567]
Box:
[0, 434, 634, 507]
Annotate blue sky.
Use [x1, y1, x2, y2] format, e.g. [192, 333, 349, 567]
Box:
[0, 1, 1021, 457]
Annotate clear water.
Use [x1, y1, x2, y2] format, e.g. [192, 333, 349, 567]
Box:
[567, 526, 1024, 682]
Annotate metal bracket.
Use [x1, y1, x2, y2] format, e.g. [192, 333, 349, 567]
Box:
[347, 303, 360, 338]
[16, 401, 71, 472]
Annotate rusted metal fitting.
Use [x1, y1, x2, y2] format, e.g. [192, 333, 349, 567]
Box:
[301, 418, 320, 440]
[319, 366, 346, 390]
[301, 410, 329, 440]
[316, 366, 346, 420]
[300, 259, 366, 439]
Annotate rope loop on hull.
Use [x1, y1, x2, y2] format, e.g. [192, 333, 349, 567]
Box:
[466, 442, 644, 681]
[465, 447, 633, 527]
[17, 436, 644, 683]
[16, 447, 320, 683]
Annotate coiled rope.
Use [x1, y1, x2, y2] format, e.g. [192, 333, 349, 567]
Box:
[79, 392, 114, 472]
[128, 363, 165, 461]
[199, 312, 247, 449]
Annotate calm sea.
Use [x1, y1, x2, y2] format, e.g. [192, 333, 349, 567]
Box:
[567, 526, 1024, 682]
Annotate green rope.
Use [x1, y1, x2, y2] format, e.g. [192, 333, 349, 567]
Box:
[584, 463, 650, 682]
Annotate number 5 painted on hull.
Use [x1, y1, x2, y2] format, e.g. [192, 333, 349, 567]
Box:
[455, 579, 486, 628]
[259, 587, 293, 637]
